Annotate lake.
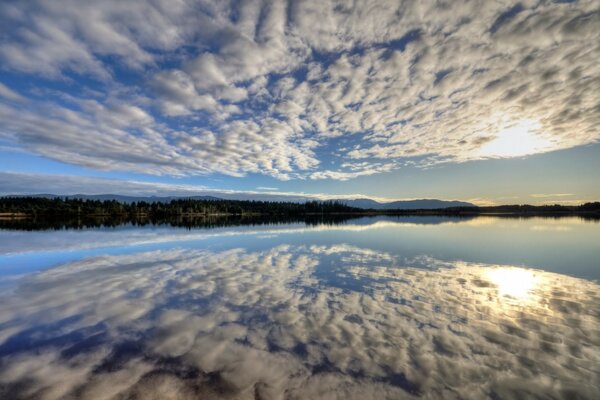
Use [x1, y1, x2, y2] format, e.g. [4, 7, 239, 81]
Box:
[0, 216, 599, 399]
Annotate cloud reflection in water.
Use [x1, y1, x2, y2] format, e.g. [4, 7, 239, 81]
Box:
[0, 244, 599, 399]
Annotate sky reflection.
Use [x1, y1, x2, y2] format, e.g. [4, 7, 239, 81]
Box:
[2, 216, 600, 281]
[0, 240, 599, 399]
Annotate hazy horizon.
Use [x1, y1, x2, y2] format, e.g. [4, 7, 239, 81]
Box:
[0, 184, 598, 207]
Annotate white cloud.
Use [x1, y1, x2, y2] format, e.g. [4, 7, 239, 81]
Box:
[530, 193, 574, 198]
[0, 0, 598, 180]
[310, 162, 397, 181]
[0, 83, 25, 102]
[0, 171, 403, 202]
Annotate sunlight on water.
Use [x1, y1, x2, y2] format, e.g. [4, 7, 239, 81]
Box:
[487, 267, 538, 300]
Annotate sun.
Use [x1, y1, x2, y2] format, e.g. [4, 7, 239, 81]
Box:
[479, 119, 550, 158]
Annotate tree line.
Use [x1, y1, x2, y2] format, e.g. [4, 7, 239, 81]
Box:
[442, 203, 600, 214]
[1, 197, 599, 219]
[378, 202, 600, 216]
[0, 196, 360, 217]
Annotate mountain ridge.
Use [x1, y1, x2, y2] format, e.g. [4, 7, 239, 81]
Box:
[334, 198, 475, 210]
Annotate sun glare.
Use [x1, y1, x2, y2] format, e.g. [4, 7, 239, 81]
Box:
[487, 267, 538, 300]
[480, 119, 550, 158]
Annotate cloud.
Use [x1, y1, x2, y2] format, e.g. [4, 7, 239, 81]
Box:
[0, 1, 598, 180]
[309, 162, 397, 180]
[0, 171, 209, 197]
[0, 83, 25, 102]
[530, 193, 575, 198]
[0, 171, 403, 202]
[0, 244, 599, 399]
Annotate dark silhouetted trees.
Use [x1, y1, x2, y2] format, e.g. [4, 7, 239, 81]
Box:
[0, 197, 360, 217]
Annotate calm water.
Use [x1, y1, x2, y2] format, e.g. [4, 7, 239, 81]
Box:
[0, 216, 599, 399]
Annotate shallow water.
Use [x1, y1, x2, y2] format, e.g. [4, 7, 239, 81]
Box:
[0, 216, 599, 399]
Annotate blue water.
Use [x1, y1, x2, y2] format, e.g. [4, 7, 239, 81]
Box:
[0, 216, 599, 399]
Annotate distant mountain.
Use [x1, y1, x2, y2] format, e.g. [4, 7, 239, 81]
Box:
[337, 198, 475, 210]
[334, 198, 382, 209]
[6, 194, 475, 209]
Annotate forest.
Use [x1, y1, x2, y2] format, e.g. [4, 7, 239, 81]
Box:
[1, 197, 599, 220]
[0, 196, 360, 217]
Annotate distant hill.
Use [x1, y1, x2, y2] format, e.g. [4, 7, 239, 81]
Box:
[337, 198, 476, 210]
[5, 194, 474, 209]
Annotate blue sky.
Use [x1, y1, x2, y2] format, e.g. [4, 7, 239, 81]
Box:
[0, 0, 598, 204]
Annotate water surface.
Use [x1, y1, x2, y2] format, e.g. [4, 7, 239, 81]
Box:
[0, 216, 599, 399]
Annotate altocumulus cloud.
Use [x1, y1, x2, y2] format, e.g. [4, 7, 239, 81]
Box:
[0, 171, 391, 201]
[0, 0, 598, 180]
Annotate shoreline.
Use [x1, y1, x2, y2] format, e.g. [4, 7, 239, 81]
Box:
[2, 210, 599, 219]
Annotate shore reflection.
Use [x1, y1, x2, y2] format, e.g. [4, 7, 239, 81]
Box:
[0, 244, 599, 399]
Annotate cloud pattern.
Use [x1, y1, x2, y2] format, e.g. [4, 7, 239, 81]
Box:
[0, 0, 598, 180]
[0, 171, 388, 202]
[0, 244, 599, 399]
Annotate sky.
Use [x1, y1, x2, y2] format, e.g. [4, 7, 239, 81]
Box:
[0, 0, 598, 205]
